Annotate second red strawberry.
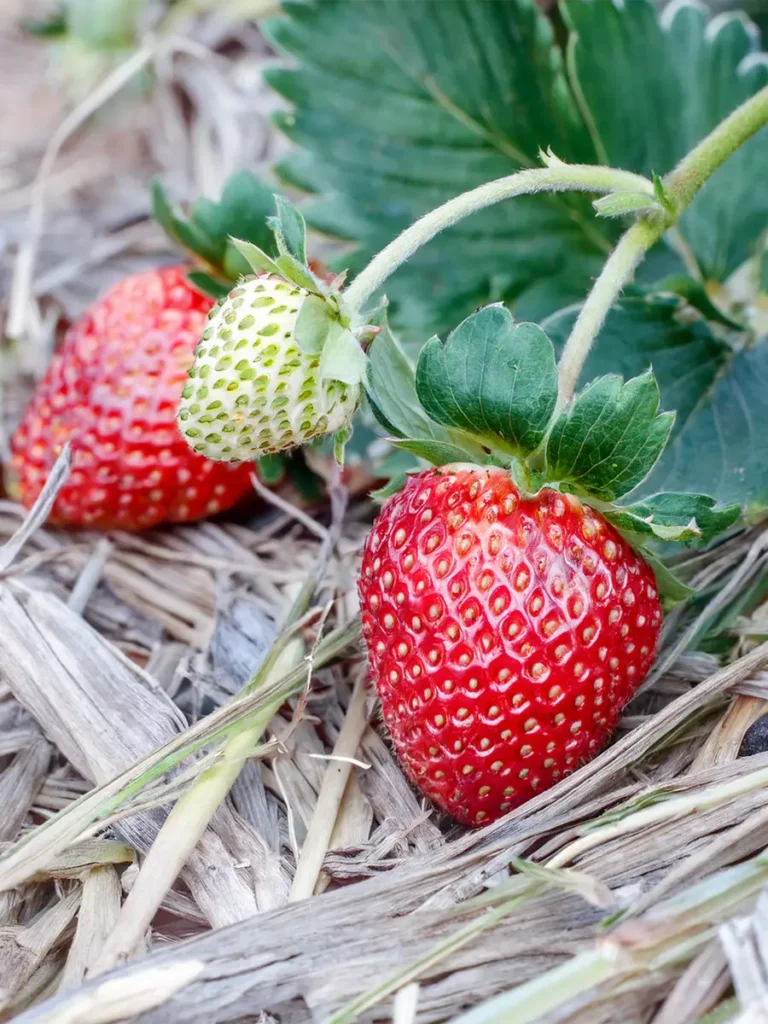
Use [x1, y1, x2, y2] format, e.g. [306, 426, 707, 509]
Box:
[9, 266, 255, 530]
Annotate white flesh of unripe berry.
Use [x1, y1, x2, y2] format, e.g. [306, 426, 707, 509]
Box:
[178, 274, 359, 460]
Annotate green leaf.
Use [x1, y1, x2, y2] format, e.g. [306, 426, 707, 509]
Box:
[543, 295, 768, 512]
[186, 271, 230, 301]
[641, 550, 694, 610]
[415, 305, 558, 457]
[22, 10, 68, 37]
[230, 238, 281, 277]
[319, 323, 367, 386]
[565, 0, 768, 281]
[392, 438, 482, 468]
[546, 371, 674, 503]
[294, 294, 335, 354]
[267, 194, 308, 265]
[603, 493, 741, 545]
[592, 192, 662, 219]
[265, 0, 768, 342]
[264, 0, 611, 343]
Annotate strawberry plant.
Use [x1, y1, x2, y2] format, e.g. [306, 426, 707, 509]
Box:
[16, 0, 768, 827]
[170, 0, 768, 825]
[355, 292, 742, 824]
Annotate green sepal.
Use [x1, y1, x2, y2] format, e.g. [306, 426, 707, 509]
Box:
[651, 171, 674, 215]
[371, 473, 409, 502]
[545, 370, 674, 502]
[187, 271, 230, 301]
[509, 460, 547, 500]
[267, 195, 308, 265]
[319, 323, 367, 386]
[603, 493, 741, 545]
[640, 549, 694, 610]
[294, 294, 336, 355]
[256, 454, 287, 486]
[264, 195, 327, 297]
[222, 246, 255, 282]
[333, 424, 353, 466]
[275, 253, 322, 294]
[284, 453, 325, 504]
[392, 438, 482, 469]
[593, 192, 662, 219]
[364, 307, 488, 470]
[230, 238, 282, 277]
[415, 305, 558, 458]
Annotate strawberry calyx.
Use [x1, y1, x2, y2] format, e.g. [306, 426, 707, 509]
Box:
[226, 198, 369, 433]
[363, 303, 741, 606]
[155, 177, 371, 389]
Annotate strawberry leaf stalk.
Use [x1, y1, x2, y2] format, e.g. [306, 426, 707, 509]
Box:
[358, 305, 740, 826]
[177, 195, 367, 462]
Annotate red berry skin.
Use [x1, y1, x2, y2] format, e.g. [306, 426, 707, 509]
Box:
[358, 466, 662, 828]
[8, 266, 255, 530]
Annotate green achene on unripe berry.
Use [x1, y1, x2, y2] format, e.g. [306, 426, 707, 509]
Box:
[177, 273, 360, 460]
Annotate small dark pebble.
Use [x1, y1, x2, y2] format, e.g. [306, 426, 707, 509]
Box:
[739, 714, 768, 757]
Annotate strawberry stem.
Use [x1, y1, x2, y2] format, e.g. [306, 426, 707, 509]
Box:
[556, 217, 665, 411]
[342, 165, 655, 316]
[664, 85, 768, 212]
[556, 85, 768, 410]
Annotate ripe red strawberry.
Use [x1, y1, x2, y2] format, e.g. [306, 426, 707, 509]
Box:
[8, 266, 255, 530]
[358, 465, 662, 827]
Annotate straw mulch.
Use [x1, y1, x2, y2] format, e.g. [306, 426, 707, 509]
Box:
[2, 8, 768, 1024]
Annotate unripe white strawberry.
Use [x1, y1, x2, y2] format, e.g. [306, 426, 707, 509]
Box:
[177, 274, 360, 460]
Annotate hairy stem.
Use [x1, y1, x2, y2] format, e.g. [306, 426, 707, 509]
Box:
[556, 217, 664, 409]
[342, 165, 654, 315]
[665, 84, 768, 211]
[556, 84, 768, 407]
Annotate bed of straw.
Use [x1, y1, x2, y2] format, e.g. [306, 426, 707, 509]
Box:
[2, 8, 768, 1024]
